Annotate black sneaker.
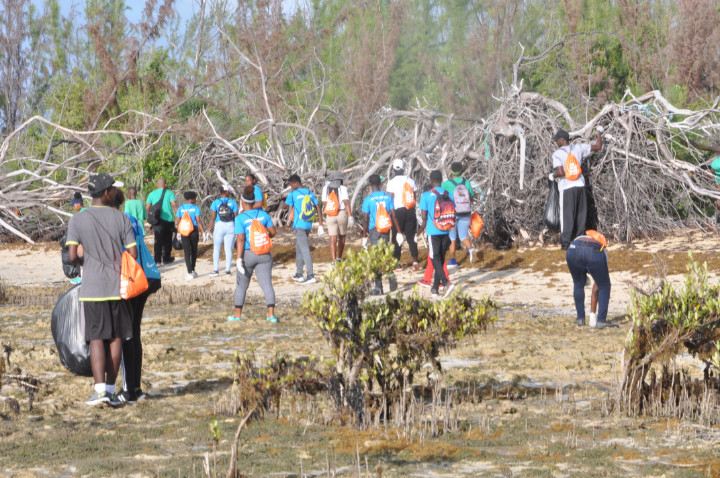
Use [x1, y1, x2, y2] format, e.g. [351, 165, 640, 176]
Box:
[595, 321, 619, 329]
[574, 317, 586, 326]
[430, 288, 440, 296]
[117, 390, 137, 404]
[164, 257, 176, 264]
[370, 287, 383, 296]
[135, 389, 148, 401]
[291, 274, 304, 282]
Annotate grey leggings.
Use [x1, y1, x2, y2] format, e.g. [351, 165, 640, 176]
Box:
[234, 250, 275, 308]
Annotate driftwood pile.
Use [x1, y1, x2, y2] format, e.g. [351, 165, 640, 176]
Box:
[2, 86, 720, 245]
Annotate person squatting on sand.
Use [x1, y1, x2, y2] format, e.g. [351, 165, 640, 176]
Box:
[66, 173, 137, 406]
[565, 231, 617, 329]
[322, 170, 353, 265]
[209, 185, 239, 277]
[362, 174, 400, 295]
[282, 174, 323, 285]
[229, 186, 278, 323]
[175, 191, 206, 280]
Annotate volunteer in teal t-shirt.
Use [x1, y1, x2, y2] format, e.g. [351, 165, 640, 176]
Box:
[144, 178, 178, 265]
[281, 174, 323, 284]
[228, 186, 278, 323]
[245, 173, 265, 210]
[208, 185, 239, 276]
[175, 191, 206, 279]
[123, 187, 146, 236]
[419, 170, 454, 297]
[361, 174, 399, 295]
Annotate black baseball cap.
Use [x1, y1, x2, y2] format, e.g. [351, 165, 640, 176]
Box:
[88, 173, 123, 193]
[552, 129, 570, 142]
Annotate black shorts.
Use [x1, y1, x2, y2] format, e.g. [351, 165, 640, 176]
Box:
[83, 300, 133, 341]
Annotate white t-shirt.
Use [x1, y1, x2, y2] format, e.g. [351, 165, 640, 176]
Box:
[386, 175, 418, 209]
[552, 143, 592, 192]
[321, 183, 349, 210]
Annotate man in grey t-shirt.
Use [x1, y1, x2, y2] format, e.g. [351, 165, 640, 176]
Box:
[550, 129, 603, 250]
[67, 173, 138, 406]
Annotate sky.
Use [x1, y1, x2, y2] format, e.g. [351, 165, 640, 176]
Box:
[32, 0, 303, 25]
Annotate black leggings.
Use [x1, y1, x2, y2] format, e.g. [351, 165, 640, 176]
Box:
[121, 292, 149, 393]
[181, 229, 199, 273]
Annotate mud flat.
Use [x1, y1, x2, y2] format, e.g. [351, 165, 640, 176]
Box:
[1, 230, 719, 476]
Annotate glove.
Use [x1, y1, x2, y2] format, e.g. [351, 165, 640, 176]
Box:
[203, 232, 210, 242]
[236, 258, 245, 275]
[362, 237, 368, 249]
[596, 125, 604, 133]
[318, 226, 325, 237]
[176, 232, 182, 240]
[348, 216, 355, 228]
[548, 173, 555, 182]
[397, 234, 405, 246]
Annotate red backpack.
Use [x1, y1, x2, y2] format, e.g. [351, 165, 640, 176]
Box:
[432, 189, 456, 231]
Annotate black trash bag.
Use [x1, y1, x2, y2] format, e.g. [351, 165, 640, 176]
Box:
[543, 179, 560, 230]
[51, 285, 92, 376]
[172, 235, 183, 250]
[59, 236, 80, 279]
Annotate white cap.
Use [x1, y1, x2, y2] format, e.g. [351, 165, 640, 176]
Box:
[222, 184, 231, 191]
[392, 159, 405, 170]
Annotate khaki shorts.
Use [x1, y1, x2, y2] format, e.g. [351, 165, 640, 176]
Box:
[326, 209, 349, 236]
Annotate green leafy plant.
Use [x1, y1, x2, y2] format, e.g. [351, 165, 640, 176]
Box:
[621, 253, 720, 415]
[302, 242, 497, 423]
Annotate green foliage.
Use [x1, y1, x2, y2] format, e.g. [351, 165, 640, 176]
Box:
[626, 253, 720, 362]
[140, 141, 181, 190]
[302, 242, 497, 417]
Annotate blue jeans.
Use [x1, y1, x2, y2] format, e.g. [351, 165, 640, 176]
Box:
[213, 220, 235, 272]
[565, 239, 611, 322]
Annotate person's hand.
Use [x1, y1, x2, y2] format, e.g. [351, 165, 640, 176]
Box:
[236, 258, 245, 275]
[176, 232, 181, 240]
[548, 172, 555, 182]
[318, 225, 325, 237]
[348, 216, 355, 228]
[397, 234, 405, 246]
[596, 125, 604, 133]
[362, 237, 368, 249]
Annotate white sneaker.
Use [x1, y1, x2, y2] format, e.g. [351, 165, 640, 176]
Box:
[468, 248, 474, 264]
[192, 270, 198, 278]
[302, 276, 317, 285]
[209, 271, 219, 277]
[185, 273, 194, 281]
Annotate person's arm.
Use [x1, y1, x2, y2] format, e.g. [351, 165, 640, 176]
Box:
[267, 225, 277, 238]
[170, 200, 178, 216]
[390, 209, 401, 233]
[316, 203, 323, 226]
[590, 131, 603, 152]
[236, 233, 245, 260]
[127, 245, 138, 260]
[252, 201, 262, 209]
[197, 214, 205, 234]
[342, 199, 352, 216]
[362, 212, 370, 237]
[68, 244, 80, 265]
[552, 165, 564, 178]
